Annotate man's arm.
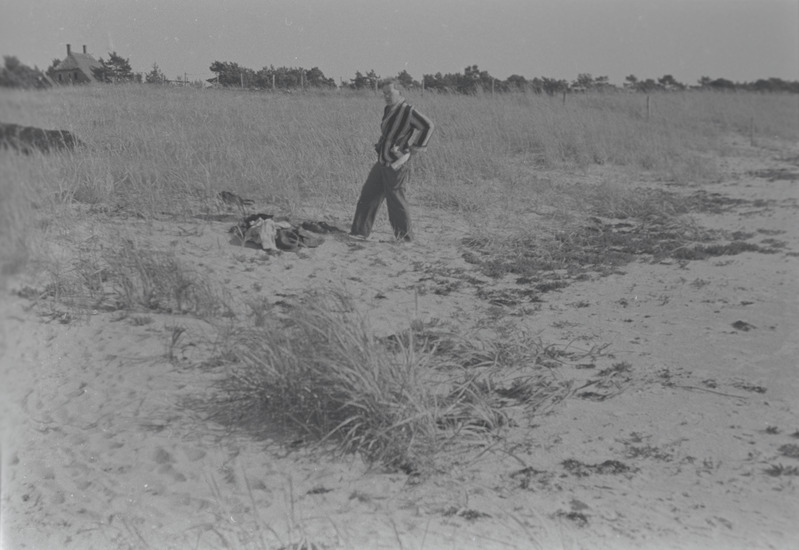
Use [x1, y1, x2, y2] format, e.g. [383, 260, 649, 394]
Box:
[409, 109, 434, 151]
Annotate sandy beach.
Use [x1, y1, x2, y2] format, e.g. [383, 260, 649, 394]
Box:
[1, 133, 798, 550]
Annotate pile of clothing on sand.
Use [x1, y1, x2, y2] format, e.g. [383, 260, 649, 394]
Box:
[230, 214, 343, 252]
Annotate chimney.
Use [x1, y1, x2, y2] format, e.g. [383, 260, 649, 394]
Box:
[67, 44, 71, 56]
[83, 45, 87, 54]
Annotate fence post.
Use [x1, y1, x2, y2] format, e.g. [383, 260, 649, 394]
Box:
[562, 90, 566, 105]
[646, 94, 651, 120]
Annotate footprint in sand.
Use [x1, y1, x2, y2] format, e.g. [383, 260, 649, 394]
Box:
[153, 446, 189, 482]
[154, 447, 175, 465]
[183, 447, 207, 462]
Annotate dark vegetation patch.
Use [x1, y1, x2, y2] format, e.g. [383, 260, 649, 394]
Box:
[277, 542, 323, 550]
[463, 218, 777, 284]
[684, 190, 765, 213]
[780, 154, 799, 166]
[464, 220, 666, 278]
[764, 464, 799, 477]
[442, 507, 492, 521]
[759, 238, 788, 249]
[411, 262, 484, 297]
[673, 241, 774, 260]
[686, 192, 748, 212]
[575, 361, 633, 401]
[731, 320, 756, 332]
[596, 362, 632, 377]
[554, 510, 589, 527]
[624, 445, 674, 462]
[379, 322, 590, 402]
[561, 459, 634, 477]
[460, 187, 789, 305]
[509, 466, 549, 490]
[731, 381, 766, 394]
[475, 287, 543, 306]
[778, 444, 799, 460]
[748, 168, 799, 182]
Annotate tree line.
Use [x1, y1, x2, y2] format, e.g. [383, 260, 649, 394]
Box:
[2, 53, 798, 94]
[418, 66, 799, 94]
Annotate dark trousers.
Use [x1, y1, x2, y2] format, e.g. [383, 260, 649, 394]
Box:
[350, 162, 413, 241]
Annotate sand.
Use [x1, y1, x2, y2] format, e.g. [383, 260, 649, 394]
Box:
[1, 135, 797, 550]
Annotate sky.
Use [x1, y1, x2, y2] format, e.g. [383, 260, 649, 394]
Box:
[1, 0, 798, 86]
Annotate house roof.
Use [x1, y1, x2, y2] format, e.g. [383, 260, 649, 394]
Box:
[54, 52, 102, 80]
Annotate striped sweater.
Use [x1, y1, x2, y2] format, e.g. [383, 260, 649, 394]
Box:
[375, 100, 434, 166]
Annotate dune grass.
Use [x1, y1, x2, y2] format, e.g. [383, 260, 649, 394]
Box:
[210, 290, 568, 471]
[3, 87, 796, 222]
[3, 85, 796, 278]
[25, 234, 230, 319]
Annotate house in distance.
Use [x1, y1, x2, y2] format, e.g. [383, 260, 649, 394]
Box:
[51, 44, 102, 84]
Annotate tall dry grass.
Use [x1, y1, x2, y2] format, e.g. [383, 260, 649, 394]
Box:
[2, 85, 796, 275]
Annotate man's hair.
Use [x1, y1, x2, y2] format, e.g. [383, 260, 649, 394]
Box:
[380, 77, 401, 88]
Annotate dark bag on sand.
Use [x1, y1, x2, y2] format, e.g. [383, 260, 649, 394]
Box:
[275, 228, 325, 250]
[297, 228, 324, 248]
[275, 228, 300, 251]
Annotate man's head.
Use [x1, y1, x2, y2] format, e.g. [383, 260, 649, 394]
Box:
[381, 78, 403, 106]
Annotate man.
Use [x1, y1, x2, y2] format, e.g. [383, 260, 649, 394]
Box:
[350, 78, 434, 242]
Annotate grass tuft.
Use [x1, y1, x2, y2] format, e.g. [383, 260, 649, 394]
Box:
[32, 238, 227, 318]
[211, 291, 568, 471]
[215, 291, 440, 470]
